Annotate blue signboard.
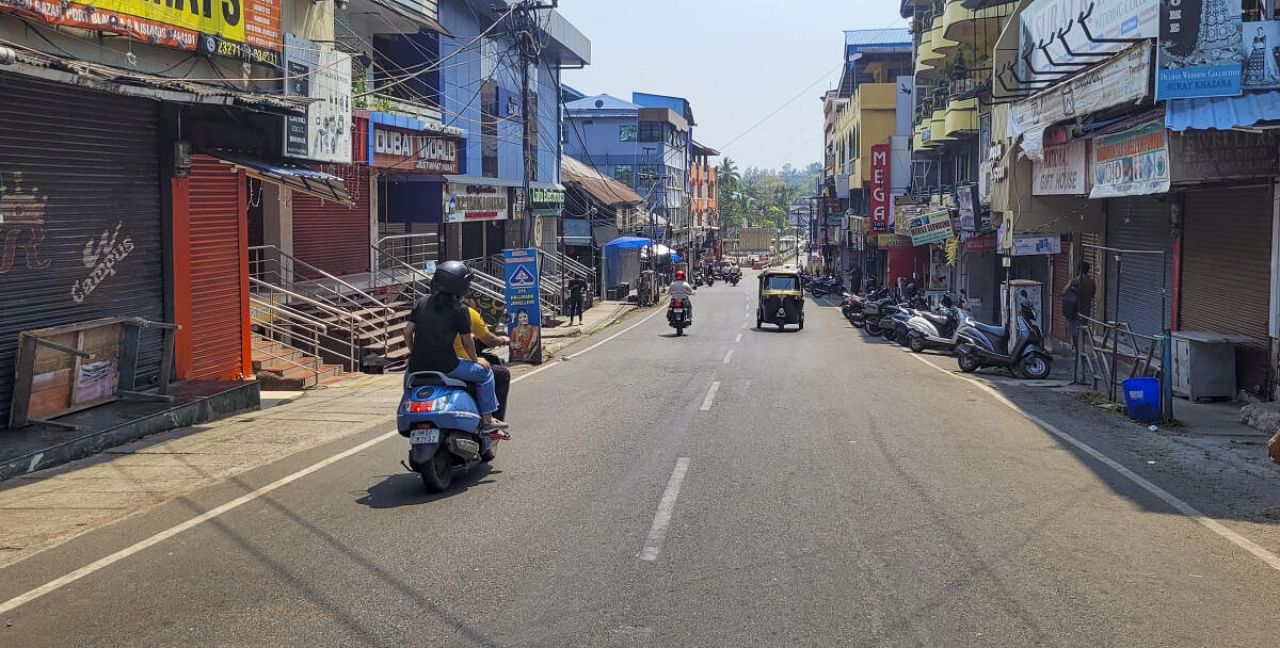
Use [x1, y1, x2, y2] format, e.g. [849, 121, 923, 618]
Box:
[1156, 0, 1243, 100]
[503, 247, 542, 364]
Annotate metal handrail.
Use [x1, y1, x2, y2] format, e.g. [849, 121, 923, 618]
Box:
[251, 339, 326, 382]
[249, 278, 364, 324]
[250, 244, 396, 313]
[250, 297, 330, 331]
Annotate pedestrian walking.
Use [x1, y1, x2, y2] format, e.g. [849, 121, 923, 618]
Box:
[848, 265, 863, 295]
[567, 276, 587, 325]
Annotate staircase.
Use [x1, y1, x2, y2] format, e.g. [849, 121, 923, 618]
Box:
[252, 335, 346, 390]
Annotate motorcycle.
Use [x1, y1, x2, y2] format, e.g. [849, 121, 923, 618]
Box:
[704, 272, 715, 287]
[905, 294, 969, 354]
[878, 295, 928, 345]
[807, 275, 843, 298]
[668, 296, 692, 336]
[841, 291, 864, 327]
[954, 294, 1052, 379]
[398, 371, 500, 493]
[728, 272, 740, 286]
[862, 291, 896, 336]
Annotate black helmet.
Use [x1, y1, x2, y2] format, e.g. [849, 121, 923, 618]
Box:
[431, 260, 473, 297]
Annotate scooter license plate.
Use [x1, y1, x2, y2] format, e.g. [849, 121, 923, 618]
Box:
[672, 308, 685, 314]
[409, 428, 440, 445]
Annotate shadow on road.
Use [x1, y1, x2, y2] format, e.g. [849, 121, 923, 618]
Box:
[356, 464, 499, 509]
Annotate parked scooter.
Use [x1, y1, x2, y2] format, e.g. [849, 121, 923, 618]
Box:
[954, 291, 1052, 379]
[878, 295, 928, 345]
[905, 293, 970, 354]
[862, 291, 895, 336]
[398, 371, 500, 493]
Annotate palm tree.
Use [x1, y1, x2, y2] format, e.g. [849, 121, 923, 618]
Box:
[718, 158, 741, 188]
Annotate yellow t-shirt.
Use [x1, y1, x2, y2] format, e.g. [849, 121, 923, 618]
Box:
[453, 307, 489, 358]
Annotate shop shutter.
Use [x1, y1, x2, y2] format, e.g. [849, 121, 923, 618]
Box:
[186, 156, 246, 380]
[1104, 197, 1174, 337]
[1181, 186, 1273, 397]
[293, 166, 370, 278]
[0, 74, 164, 426]
[1051, 247, 1071, 343]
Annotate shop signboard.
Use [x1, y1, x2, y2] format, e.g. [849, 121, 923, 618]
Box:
[1089, 119, 1171, 199]
[283, 35, 352, 163]
[1020, 0, 1157, 83]
[875, 233, 912, 248]
[530, 187, 565, 217]
[0, 0, 283, 63]
[1032, 140, 1089, 195]
[869, 144, 890, 232]
[964, 234, 998, 253]
[1169, 129, 1280, 182]
[444, 183, 510, 223]
[372, 127, 460, 174]
[1010, 234, 1062, 257]
[1157, 0, 1243, 99]
[503, 248, 542, 364]
[908, 209, 954, 247]
[1009, 42, 1152, 158]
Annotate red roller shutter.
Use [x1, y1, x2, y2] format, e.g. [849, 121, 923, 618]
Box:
[1051, 247, 1071, 343]
[186, 155, 248, 380]
[293, 166, 370, 278]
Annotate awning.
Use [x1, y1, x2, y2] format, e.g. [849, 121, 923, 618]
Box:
[562, 218, 592, 246]
[209, 152, 352, 206]
[1166, 91, 1280, 131]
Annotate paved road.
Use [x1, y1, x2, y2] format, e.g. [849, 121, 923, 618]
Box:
[4, 275, 1280, 646]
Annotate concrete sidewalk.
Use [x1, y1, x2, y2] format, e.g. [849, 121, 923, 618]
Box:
[541, 299, 640, 357]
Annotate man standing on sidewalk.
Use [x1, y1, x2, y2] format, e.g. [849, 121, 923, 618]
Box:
[567, 276, 588, 326]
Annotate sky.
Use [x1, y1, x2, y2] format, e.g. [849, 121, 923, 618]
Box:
[556, 0, 908, 172]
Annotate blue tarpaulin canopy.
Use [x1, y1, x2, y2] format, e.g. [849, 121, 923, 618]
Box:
[1166, 91, 1280, 131]
[603, 236, 652, 250]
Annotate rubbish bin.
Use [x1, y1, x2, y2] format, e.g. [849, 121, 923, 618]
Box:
[1122, 377, 1161, 421]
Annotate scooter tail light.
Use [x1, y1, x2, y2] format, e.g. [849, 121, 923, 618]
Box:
[673, 299, 684, 307]
[406, 400, 435, 413]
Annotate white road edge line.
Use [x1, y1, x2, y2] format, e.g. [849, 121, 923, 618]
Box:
[723, 350, 734, 364]
[699, 381, 721, 411]
[908, 353, 1280, 572]
[639, 457, 691, 562]
[0, 302, 666, 617]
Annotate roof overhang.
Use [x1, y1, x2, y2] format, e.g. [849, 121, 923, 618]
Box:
[209, 152, 353, 206]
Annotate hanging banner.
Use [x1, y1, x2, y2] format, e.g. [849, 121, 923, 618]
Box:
[0, 0, 282, 63]
[1241, 21, 1280, 90]
[955, 183, 980, 231]
[1157, 0, 1243, 99]
[1033, 140, 1089, 195]
[869, 144, 890, 232]
[503, 248, 542, 364]
[1011, 234, 1063, 256]
[908, 209, 954, 247]
[1089, 119, 1171, 198]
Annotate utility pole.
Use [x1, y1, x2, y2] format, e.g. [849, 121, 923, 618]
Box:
[514, 0, 557, 249]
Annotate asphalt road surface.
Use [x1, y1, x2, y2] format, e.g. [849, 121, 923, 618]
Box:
[4, 274, 1280, 647]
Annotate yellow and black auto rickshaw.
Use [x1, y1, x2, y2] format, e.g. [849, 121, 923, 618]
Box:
[756, 268, 805, 330]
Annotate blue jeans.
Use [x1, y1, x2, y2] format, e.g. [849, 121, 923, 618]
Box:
[447, 360, 499, 416]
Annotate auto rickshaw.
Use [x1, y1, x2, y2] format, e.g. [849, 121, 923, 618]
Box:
[756, 268, 805, 330]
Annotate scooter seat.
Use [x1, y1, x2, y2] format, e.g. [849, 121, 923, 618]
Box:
[405, 371, 470, 390]
[972, 321, 1006, 337]
[922, 312, 950, 326]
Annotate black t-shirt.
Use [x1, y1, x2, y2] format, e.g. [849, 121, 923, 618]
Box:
[569, 278, 587, 299]
[408, 295, 471, 374]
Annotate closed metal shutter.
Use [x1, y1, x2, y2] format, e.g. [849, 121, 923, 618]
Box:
[1051, 247, 1071, 342]
[293, 166, 370, 277]
[1104, 197, 1174, 337]
[0, 74, 164, 426]
[187, 156, 246, 380]
[1181, 186, 1273, 397]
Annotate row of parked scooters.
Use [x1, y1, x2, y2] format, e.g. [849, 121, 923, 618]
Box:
[836, 285, 1053, 379]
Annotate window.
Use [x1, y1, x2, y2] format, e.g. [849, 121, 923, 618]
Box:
[638, 122, 663, 142]
[638, 164, 660, 181]
[619, 124, 637, 142]
[767, 276, 799, 291]
[614, 164, 634, 185]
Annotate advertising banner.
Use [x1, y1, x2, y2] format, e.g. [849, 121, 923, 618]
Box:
[1241, 20, 1280, 90]
[445, 184, 510, 223]
[283, 35, 352, 163]
[1021, 0, 1158, 83]
[503, 248, 542, 364]
[1033, 140, 1089, 195]
[0, 0, 282, 63]
[1011, 234, 1063, 256]
[1170, 129, 1280, 182]
[908, 209, 954, 247]
[372, 127, 460, 173]
[1157, 0, 1243, 99]
[1089, 119, 1171, 198]
[955, 184, 980, 231]
[869, 144, 890, 232]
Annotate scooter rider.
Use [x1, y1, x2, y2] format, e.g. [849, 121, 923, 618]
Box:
[403, 261, 508, 434]
[669, 270, 695, 323]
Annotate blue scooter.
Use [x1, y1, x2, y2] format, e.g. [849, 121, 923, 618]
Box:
[398, 371, 499, 492]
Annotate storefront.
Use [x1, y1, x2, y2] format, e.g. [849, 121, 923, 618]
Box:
[531, 185, 566, 257]
[370, 113, 463, 267]
[0, 74, 166, 425]
[1169, 130, 1279, 398]
[961, 234, 999, 322]
[443, 178, 515, 260]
